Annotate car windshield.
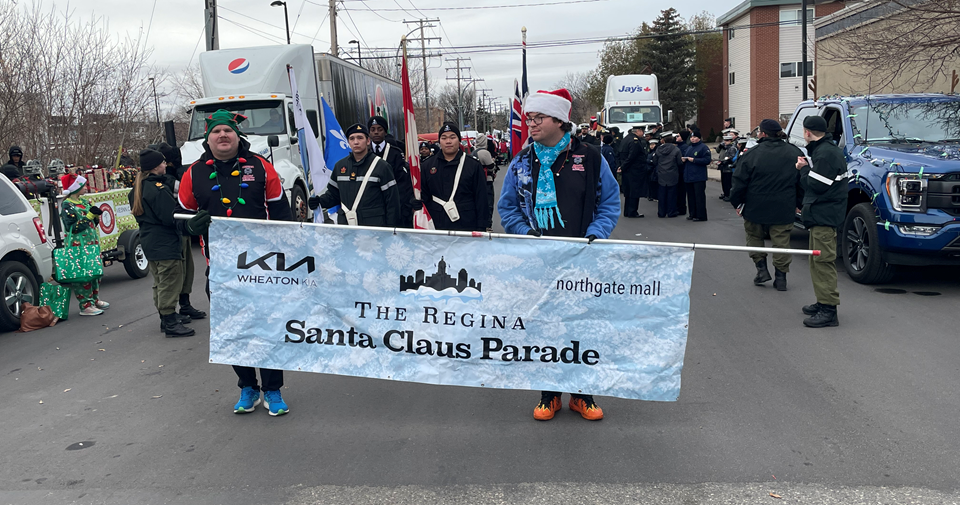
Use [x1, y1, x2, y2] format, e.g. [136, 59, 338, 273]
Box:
[188, 100, 286, 141]
[849, 97, 960, 145]
[607, 106, 661, 124]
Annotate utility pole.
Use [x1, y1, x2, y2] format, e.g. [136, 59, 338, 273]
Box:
[445, 57, 471, 127]
[204, 0, 219, 50]
[404, 19, 440, 130]
[801, 0, 809, 101]
[329, 0, 338, 56]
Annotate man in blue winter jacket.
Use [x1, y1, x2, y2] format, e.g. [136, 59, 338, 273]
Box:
[680, 128, 712, 221]
[498, 88, 620, 422]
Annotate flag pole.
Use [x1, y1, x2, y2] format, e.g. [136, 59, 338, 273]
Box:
[174, 215, 819, 256]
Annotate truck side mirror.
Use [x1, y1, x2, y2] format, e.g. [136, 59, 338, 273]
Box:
[289, 135, 298, 145]
[667, 110, 674, 124]
[307, 110, 320, 138]
[268, 135, 280, 147]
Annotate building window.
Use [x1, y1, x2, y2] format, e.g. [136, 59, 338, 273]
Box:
[781, 62, 814, 78]
[729, 72, 736, 85]
[728, 28, 735, 39]
[780, 8, 814, 25]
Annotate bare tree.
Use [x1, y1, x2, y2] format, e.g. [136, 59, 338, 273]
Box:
[555, 71, 599, 124]
[0, 1, 162, 166]
[818, 0, 960, 91]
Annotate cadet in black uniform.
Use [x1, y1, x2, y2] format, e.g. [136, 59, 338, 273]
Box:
[310, 123, 401, 227]
[368, 116, 415, 227]
[420, 122, 488, 232]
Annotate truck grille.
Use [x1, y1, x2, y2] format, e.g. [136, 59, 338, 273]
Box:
[927, 175, 960, 211]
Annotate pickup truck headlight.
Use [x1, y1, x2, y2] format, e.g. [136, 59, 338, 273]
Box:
[886, 173, 927, 212]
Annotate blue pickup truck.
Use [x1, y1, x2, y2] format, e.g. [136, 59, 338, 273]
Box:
[784, 94, 960, 284]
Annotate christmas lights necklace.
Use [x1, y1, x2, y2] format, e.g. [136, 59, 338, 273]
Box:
[206, 156, 249, 217]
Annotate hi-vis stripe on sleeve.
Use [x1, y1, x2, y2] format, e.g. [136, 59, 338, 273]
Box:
[808, 170, 834, 186]
[836, 170, 851, 181]
[381, 179, 397, 191]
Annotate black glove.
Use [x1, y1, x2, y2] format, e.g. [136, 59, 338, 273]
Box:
[411, 199, 424, 211]
[88, 206, 103, 215]
[586, 234, 598, 244]
[526, 229, 541, 237]
[186, 210, 211, 235]
[308, 195, 321, 210]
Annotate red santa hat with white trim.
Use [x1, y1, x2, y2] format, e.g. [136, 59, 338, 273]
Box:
[524, 88, 573, 126]
[60, 173, 87, 196]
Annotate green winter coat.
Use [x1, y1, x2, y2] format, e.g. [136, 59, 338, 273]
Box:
[801, 134, 848, 228]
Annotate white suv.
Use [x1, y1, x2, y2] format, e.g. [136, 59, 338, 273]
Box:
[0, 176, 54, 331]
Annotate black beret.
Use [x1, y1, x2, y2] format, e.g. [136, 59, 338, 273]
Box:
[802, 115, 828, 132]
[367, 115, 389, 132]
[138, 148, 166, 172]
[346, 123, 369, 137]
[759, 119, 783, 133]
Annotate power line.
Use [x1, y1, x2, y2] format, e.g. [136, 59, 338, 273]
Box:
[352, 18, 820, 56]
[338, 0, 368, 51]
[358, 0, 403, 22]
[309, 10, 331, 46]
[219, 5, 323, 41]
[218, 15, 287, 45]
[341, 0, 612, 11]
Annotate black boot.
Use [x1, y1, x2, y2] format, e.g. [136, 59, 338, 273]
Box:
[179, 294, 207, 319]
[753, 259, 772, 285]
[803, 304, 839, 328]
[163, 313, 196, 338]
[802, 302, 820, 315]
[159, 313, 191, 331]
[773, 269, 787, 291]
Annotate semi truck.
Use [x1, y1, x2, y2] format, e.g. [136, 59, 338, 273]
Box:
[597, 74, 671, 132]
[181, 45, 403, 222]
[784, 94, 960, 283]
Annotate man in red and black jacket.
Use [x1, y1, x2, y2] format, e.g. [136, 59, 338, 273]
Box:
[178, 109, 293, 417]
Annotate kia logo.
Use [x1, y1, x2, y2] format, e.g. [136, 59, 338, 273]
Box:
[237, 252, 315, 273]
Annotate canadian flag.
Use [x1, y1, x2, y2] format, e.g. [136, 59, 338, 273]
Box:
[402, 49, 434, 230]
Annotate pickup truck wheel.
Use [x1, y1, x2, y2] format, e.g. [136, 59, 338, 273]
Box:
[0, 261, 38, 332]
[841, 202, 896, 284]
[121, 232, 149, 279]
[291, 185, 309, 222]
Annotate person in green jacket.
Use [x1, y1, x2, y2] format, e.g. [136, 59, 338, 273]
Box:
[59, 173, 110, 316]
[796, 115, 848, 328]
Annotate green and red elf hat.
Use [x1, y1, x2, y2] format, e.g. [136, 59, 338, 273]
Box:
[204, 109, 248, 142]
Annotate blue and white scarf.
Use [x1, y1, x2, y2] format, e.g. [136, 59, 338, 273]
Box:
[532, 132, 571, 230]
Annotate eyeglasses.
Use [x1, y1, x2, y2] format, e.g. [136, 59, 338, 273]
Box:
[524, 114, 548, 126]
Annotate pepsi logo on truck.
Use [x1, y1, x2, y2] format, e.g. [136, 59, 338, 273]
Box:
[228, 58, 250, 74]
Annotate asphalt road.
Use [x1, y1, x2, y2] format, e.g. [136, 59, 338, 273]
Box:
[3, 178, 960, 505]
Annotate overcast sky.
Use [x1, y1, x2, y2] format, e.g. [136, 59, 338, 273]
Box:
[24, 0, 743, 115]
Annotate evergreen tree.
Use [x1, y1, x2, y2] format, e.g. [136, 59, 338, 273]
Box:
[648, 8, 697, 128]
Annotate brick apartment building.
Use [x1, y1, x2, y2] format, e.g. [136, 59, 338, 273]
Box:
[718, 0, 846, 130]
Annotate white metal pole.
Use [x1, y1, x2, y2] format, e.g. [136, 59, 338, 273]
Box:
[174, 215, 821, 256]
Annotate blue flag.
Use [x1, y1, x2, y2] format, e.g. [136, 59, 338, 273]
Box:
[319, 97, 351, 221]
[321, 97, 351, 171]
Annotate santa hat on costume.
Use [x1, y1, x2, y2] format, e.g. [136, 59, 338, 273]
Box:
[60, 173, 87, 196]
[524, 88, 573, 126]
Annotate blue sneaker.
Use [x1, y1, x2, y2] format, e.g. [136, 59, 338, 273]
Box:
[233, 387, 261, 414]
[263, 390, 289, 416]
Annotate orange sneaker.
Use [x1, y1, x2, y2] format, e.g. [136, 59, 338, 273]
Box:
[533, 392, 562, 421]
[569, 394, 604, 421]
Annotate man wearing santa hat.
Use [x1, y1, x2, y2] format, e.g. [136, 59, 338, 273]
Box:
[498, 88, 620, 422]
